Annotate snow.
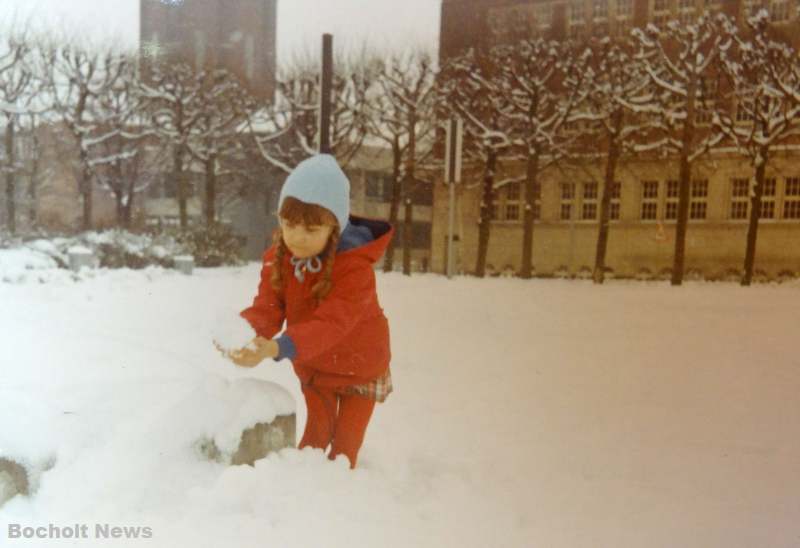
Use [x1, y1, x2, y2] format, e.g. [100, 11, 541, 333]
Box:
[67, 245, 92, 255]
[1, 265, 799, 547]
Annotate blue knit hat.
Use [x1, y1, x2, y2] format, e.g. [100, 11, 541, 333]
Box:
[278, 154, 350, 231]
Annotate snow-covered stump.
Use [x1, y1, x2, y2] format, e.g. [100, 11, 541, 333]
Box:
[0, 457, 29, 508]
[68, 246, 94, 272]
[197, 414, 296, 466]
[173, 255, 195, 275]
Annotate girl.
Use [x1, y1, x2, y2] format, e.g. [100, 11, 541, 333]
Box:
[226, 154, 394, 469]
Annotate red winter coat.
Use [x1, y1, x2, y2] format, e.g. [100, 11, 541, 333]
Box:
[240, 216, 394, 389]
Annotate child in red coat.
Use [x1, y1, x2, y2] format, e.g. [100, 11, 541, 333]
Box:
[225, 154, 394, 469]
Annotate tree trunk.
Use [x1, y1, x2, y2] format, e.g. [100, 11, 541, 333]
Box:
[671, 81, 697, 286]
[79, 150, 92, 232]
[205, 154, 217, 226]
[594, 111, 622, 284]
[519, 148, 539, 279]
[113, 159, 126, 227]
[475, 148, 497, 277]
[742, 148, 767, 286]
[27, 123, 39, 228]
[402, 191, 414, 275]
[176, 105, 188, 229]
[4, 119, 15, 235]
[402, 108, 417, 276]
[175, 144, 188, 229]
[382, 138, 402, 273]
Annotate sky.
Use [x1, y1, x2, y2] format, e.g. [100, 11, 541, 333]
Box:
[0, 0, 441, 60]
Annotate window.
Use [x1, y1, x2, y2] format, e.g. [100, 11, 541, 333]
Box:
[617, 0, 633, 17]
[561, 182, 575, 221]
[594, 0, 609, 20]
[689, 179, 708, 220]
[582, 182, 599, 220]
[678, 0, 695, 24]
[743, 0, 760, 16]
[771, 0, 789, 21]
[535, 3, 552, 30]
[762, 178, 776, 218]
[509, 7, 533, 37]
[609, 181, 621, 220]
[491, 181, 531, 222]
[695, 107, 712, 125]
[365, 171, 391, 201]
[570, 0, 586, 23]
[736, 100, 754, 122]
[730, 178, 750, 220]
[505, 182, 521, 221]
[665, 179, 679, 220]
[784, 177, 800, 219]
[641, 180, 659, 220]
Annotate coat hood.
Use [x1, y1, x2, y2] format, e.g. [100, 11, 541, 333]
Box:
[338, 215, 394, 265]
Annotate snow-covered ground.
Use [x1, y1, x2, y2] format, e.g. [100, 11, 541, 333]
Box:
[1, 259, 798, 547]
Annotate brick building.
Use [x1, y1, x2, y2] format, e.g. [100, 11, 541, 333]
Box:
[434, 0, 800, 279]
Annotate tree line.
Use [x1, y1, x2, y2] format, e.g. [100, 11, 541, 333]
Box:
[2, 10, 799, 282]
[441, 10, 800, 286]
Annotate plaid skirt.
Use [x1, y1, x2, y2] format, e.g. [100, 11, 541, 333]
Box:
[336, 367, 393, 403]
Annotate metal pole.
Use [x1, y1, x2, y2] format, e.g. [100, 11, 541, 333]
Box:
[447, 181, 455, 279]
[444, 117, 461, 279]
[319, 34, 333, 154]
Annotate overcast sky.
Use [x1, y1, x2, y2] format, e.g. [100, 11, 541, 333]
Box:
[0, 0, 441, 60]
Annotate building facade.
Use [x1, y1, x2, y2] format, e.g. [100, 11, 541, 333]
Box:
[139, 0, 279, 255]
[140, 0, 277, 100]
[346, 146, 434, 272]
[435, 0, 800, 279]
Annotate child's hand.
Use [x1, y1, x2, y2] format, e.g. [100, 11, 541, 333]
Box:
[214, 337, 278, 368]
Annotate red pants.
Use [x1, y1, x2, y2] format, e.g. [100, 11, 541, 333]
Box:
[298, 384, 376, 469]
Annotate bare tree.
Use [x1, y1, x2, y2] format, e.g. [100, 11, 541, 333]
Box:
[139, 61, 204, 229]
[367, 50, 436, 275]
[38, 39, 127, 231]
[633, 13, 730, 285]
[187, 69, 253, 226]
[439, 47, 516, 278]
[247, 56, 370, 174]
[579, 38, 652, 283]
[0, 29, 35, 235]
[495, 38, 593, 279]
[88, 52, 153, 228]
[714, 12, 800, 285]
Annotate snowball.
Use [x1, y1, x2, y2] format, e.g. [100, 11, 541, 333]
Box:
[210, 311, 258, 354]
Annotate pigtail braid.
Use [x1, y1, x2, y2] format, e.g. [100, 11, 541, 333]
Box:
[311, 227, 340, 306]
[270, 227, 286, 294]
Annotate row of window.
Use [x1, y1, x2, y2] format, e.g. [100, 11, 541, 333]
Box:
[489, 177, 800, 222]
[490, 0, 800, 43]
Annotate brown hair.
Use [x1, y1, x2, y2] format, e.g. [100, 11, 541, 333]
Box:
[270, 196, 340, 305]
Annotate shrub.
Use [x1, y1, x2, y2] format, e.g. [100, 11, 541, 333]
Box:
[168, 222, 245, 267]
